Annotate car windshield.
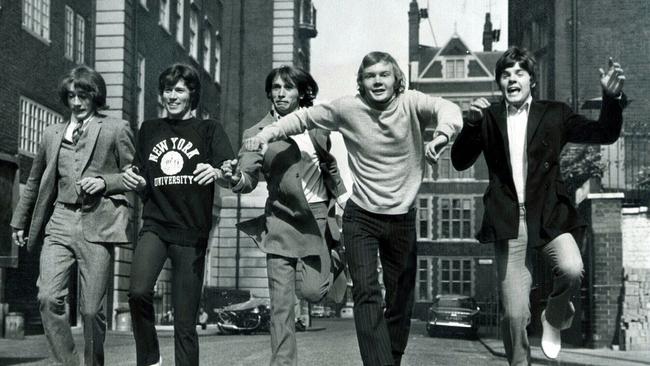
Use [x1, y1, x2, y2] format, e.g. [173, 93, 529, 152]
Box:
[436, 298, 474, 308]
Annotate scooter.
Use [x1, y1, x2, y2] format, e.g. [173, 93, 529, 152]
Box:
[214, 297, 271, 335]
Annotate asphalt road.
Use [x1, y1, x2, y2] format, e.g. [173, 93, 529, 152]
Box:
[0, 319, 507, 365]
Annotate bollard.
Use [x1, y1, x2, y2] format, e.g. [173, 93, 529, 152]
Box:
[115, 307, 132, 331]
[4, 312, 24, 339]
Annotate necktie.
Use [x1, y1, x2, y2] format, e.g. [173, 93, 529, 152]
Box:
[72, 121, 83, 145]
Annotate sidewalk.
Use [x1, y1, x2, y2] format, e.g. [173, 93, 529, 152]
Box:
[478, 334, 650, 366]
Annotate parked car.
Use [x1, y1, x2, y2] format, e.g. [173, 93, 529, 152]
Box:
[310, 305, 335, 318]
[426, 295, 480, 338]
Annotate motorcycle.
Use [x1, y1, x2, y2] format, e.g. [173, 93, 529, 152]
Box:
[214, 296, 271, 335]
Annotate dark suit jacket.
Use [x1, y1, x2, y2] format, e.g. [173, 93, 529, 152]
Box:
[235, 112, 347, 258]
[11, 115, 135, 251]
[451, 96, 625, 247]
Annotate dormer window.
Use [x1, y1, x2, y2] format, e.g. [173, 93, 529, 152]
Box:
[444, 59, 466, 79]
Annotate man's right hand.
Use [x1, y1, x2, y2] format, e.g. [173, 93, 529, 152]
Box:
[467, 97, 491, 124]
[122, 166, 146, 191]
[242, 136, 268, 154]
[12, 228, 26, 247]
[220, 159, 242, 187]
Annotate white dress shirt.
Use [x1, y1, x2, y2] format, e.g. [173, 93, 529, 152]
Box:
[506, 96, 532, 204]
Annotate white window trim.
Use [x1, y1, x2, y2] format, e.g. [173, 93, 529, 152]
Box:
[416, 195, 433, 241]
[22, 0, 51, 44]
[19, 96, 63, 156]
[416, 256, 435, 302]
[214, 34, 221, 83]
[442, 57, 467, 80]
[159, 0, 171, 33]
[188, 8, 199, 60]
[64, 6, 74, 60]
[74, 13, 85, 64]
[176, 0, 184, 46]
[438, 257, 475, 297]
[202, 24, 211, 73]
[436, 195, 475, 241]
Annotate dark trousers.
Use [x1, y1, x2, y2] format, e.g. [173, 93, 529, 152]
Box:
[342, 200, 417, 366]
[128, 231, 207, 366]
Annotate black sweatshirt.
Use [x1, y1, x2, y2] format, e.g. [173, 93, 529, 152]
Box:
[134, 117, 234, 246]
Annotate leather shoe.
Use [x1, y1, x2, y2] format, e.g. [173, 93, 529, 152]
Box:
[541, 310, 561, 359]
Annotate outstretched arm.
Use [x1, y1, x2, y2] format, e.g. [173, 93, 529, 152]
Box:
[565, 58, 626, 144]
[451, 98, 489, 171]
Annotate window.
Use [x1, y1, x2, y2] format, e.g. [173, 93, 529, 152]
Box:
[416, 257, 434, 301]
[214, 35, 221, 83]
[159, 0, 170, 31]
[74, 14, 85, 64]
[437, 148, 473, 180]
[189, 8, 198, 59]
[64, 6, 73, 60]
[202, 26, 211, 72]
[175, 0, 184, 45]
[439, 258, 473, 296]
[416, 196, 432, 240]
[22, 0, 51, 41]
[19, 97, 63, 155]
[136, 55, 146, 127]
[439, 197, 473, 239]
[139, 0, 148, 9]
[444, 59, 465, 79]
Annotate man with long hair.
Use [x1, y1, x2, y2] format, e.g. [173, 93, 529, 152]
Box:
[241, 52, 463, 365]
[11, 66, 135, 365]
[222, 65, 348, 365]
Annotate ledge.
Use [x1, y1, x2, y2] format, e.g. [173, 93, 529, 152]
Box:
[586, 192, 625, 200]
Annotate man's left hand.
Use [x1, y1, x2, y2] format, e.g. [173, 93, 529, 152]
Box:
[193, 163, 221, 185]
[78, 177, 106, 195]
[599, 57, 625, 97]
[425, 134, 449, 165]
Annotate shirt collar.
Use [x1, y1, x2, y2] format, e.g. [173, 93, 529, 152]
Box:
[506, 95, 532, 116]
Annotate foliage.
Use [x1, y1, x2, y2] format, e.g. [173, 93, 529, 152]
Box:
[560, 144, 605, 194]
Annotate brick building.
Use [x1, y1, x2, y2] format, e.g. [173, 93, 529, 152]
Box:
[407, 0, 503, 320]
[508, 0, 650, 205]
[208, 0, 318, 298]
[1, 0, 97, 332]
[2, 0, 224, 331]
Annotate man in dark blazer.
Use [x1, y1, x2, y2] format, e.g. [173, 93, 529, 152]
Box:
[11, 66, 134, 366]
[451, 47, 626, 365]
[221, 66, 348, 366]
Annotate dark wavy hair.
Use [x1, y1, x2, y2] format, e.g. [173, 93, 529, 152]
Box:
[495, 46, 537, 87]
[265, 66, 319, 107]
[158, 63, 201, 109]
[59, 66, 108, 109]
[356, 51, 406, 96]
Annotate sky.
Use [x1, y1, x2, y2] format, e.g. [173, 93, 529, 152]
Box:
[310, 0, 509, 102]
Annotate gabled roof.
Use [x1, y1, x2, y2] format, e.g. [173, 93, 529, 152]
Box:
[416, 36, 499, 81]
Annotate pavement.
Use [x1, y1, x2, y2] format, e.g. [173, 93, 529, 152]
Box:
[478, 332, 650, 365]
[0, 319, 648, 365]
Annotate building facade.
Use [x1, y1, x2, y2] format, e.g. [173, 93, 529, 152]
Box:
[408, 0, 502, 320]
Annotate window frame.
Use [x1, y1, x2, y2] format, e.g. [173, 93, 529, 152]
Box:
[437, 196, 475, 240]
[438, 257, 474, 296]
[22, 0, 51, 43]
[19, 96, 63, 156]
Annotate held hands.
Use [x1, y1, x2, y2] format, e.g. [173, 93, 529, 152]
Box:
[424, 134, 449, 165]
[467, 97, 491, 124]
[220, 159, 242, 187]
[11, 228, 26, 247]
[599, 57, 625, 97]
[122, 166, 146, 191]
[193, 163, 223, 186]
[242, 136, 268, 154]
[77, 177, 106, 195]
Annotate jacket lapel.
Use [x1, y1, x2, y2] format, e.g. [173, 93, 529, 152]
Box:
[48, 124, 66, 163]
[78, 116, 102, 172]
[526, 102, 546, 146]
[492, 102, 512, 170]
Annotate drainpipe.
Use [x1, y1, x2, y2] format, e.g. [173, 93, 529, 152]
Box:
[571, 0, 578, 111]
[234, 0, 245, 290]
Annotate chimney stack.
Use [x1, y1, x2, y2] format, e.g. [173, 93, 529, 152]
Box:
[408, 0, 420, 63]
[482, 12, 493, 51]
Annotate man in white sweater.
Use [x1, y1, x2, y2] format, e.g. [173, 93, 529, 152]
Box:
[242, 52, 463, 366]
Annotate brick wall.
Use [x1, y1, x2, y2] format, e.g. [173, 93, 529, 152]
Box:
[580, 193, 624, 348]
[620, 268, 650, 350]
[622, 207, 650, 268]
